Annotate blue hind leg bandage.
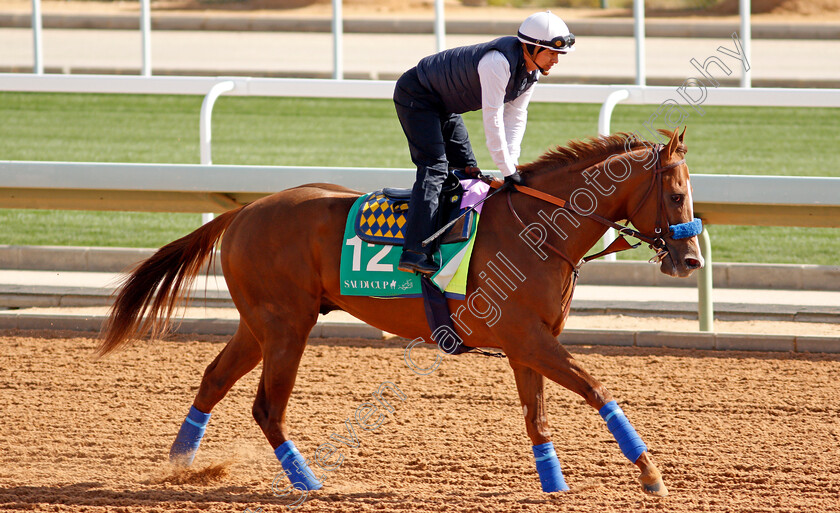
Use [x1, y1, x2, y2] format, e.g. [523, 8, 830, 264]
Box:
[275, 440, 323, 491]
[169, 405, 211, 465]
[599, 401, 647, 463]
[532, 442, 570, 492]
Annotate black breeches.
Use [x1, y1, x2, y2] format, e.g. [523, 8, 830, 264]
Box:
[394, 76, 477, 254]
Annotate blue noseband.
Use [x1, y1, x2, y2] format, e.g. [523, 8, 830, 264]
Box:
[669, 218, 703, 240]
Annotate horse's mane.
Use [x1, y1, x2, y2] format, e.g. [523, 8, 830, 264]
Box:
[519, 131, 682, 176]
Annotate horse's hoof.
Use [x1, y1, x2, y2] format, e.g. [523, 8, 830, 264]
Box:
[639, 476, 669, 497]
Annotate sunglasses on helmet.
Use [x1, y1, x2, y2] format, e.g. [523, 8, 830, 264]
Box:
[518, 31, 575, 51]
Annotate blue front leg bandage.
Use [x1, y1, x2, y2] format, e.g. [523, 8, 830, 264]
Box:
[599, 401, 647, 463]
[169, 405, 211, 465]
[275, 440, 323, 491]
[532, 442, 570, 492]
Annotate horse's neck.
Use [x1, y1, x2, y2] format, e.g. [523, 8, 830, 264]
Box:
[525, 150, 651, 263]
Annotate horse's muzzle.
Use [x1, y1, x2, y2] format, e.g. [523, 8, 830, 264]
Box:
[659, 238, 704, 278]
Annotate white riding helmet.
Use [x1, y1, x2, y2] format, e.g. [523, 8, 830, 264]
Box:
[517, 11, 575, 53]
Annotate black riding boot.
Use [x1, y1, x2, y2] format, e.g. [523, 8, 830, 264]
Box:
[399, 165, 447, 275]
[398, 249, 439, 275]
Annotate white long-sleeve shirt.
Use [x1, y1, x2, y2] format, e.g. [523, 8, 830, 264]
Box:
[477, 50, 538, 177]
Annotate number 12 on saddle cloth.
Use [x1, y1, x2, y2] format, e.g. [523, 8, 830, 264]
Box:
[339, 179, 490, 299]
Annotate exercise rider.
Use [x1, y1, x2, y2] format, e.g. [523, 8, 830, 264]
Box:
[393, 11, 575, 275]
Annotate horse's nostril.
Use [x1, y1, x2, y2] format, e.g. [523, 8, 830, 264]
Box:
[685, 257, 702, 270]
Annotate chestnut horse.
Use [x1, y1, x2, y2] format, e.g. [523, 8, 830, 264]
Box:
[98, 129, 702, 498]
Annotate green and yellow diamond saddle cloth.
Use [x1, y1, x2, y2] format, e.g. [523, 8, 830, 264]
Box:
[354, 187, 475, 246]
[340, 180, 488, 299]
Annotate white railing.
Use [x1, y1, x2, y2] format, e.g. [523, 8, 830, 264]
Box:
[4, 161, 837, 220]
[22, 0, 451, 79]
[8, 73, 839, 106]
[1, 159, 839, 333]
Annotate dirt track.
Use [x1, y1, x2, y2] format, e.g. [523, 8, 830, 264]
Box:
[1, 331, 839, 512]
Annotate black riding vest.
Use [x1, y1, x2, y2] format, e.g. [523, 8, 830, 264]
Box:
[415, 36, 537, 115]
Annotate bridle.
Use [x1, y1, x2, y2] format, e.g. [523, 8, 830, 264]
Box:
[499, 143, 693, 270]
[495, 142, 700, 324]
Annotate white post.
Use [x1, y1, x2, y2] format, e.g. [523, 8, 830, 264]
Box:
[200, 81, 236, 165]
[633, 0, 645, 86]
[31, 0, 43, 74]
[332, 0, 343, 80]
[598, 89, 630, 137]
[598, 88, 631, 260]
[434, 0, 445, 52]
[140, 0, 151, 76]
[697, 226, 714, 331]
[739, 0, 751, 88]
[200, 80, 236, 224]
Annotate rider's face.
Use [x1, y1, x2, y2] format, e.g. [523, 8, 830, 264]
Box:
[534, 49, 562, 72]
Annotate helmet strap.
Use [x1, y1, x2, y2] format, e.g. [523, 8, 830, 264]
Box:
[524, 44, 550, 76]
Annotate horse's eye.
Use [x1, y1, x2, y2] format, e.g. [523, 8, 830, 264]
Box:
[671, 194, 684, 204]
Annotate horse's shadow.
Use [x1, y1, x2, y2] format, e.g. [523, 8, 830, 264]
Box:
[306, 335, 840, 363]
[316, 490, 399, 501]
[0, 482, 291, 509]
[570, 344, 840, 362]
[0, 482, 412, 510]
[307, 336, 407, 349]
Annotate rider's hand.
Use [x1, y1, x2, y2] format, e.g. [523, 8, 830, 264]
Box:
[504, 171, 525, 187]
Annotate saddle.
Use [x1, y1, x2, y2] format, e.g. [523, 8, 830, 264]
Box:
[354, 174, 476, 247]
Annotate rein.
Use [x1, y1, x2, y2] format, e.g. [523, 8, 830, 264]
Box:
[496, 144, 688, 269]
[487, 143, 692, 331]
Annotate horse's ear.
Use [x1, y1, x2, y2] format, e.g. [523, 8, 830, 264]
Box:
[679, 126, 687, 143]
[664, 128, 681, 159]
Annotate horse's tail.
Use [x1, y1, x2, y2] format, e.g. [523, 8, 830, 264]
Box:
[96, 206, 245, 357]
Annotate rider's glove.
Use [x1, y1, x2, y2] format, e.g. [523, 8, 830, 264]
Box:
[504, 171, 525, 187]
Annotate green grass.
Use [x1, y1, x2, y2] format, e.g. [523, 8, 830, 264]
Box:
[0, 210, 202, 247]
[0, 92, 838, 264]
